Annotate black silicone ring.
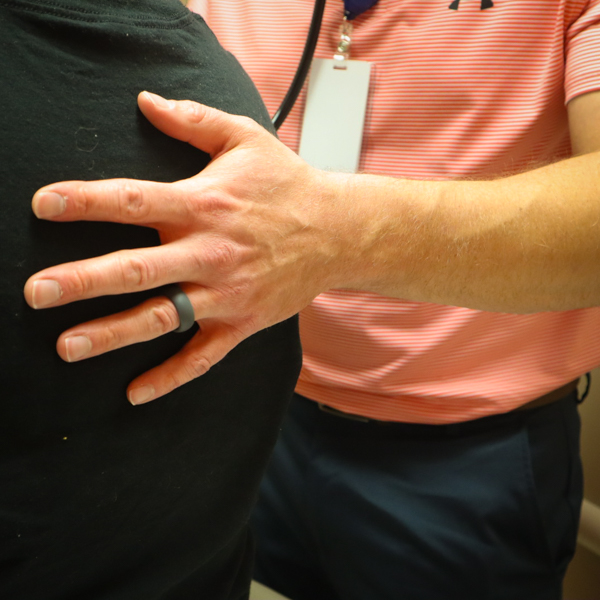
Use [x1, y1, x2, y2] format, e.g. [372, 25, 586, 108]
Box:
[163, 284, 195, 333]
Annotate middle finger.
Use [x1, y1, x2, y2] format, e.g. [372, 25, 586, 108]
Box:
[24, 243, 208, 309]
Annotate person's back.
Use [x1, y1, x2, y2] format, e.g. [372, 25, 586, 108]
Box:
[0, 1, 301, 598]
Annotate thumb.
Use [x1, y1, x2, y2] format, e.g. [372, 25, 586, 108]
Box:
[137, 91, 257, 157]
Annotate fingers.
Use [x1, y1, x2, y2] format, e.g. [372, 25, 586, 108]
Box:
[56, 285, 224, 363]
[57, 294, 189, 362]
[32, 93, 265, 227]
[32, 178, 193, 227]
[53, 284, 249, 405]
[56, 284, 236, 365]
[126, 324, 246, 405]
[24, 242, 209, 308]
[137, 91, 263, 157]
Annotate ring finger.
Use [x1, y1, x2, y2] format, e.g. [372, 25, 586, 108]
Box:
[56, 285, 210, 362]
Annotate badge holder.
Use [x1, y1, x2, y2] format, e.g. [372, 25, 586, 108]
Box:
[298, 16, 372, 173]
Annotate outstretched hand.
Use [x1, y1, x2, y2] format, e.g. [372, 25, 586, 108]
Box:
[24, 92, 350, 404]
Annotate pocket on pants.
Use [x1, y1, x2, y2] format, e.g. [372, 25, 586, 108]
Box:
[520, 397, 583, 578]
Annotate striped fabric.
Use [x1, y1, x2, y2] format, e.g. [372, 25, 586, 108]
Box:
[189, 0, 600, 424]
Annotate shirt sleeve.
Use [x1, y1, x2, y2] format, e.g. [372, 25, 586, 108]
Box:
[565, 0, 600, 103]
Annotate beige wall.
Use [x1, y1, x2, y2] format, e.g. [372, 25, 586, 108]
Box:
[564, 368, 600, 599]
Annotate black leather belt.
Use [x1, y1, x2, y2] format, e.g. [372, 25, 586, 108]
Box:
[317, 379, 580, 423]
[514, 379, 579, 411]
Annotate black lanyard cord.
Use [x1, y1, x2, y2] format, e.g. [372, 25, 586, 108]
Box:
[272, 0, 327, 130]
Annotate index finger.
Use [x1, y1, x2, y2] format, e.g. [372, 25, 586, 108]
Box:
[32, 177, 193, 227]
[32, 93, 262, 226]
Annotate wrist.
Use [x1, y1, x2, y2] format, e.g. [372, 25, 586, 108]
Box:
[317, 171, 452, 295]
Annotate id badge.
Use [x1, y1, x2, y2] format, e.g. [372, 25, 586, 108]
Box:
[298, 58, 371, 173]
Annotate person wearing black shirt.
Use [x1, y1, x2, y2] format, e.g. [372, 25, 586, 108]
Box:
[0, 1, 301, 598]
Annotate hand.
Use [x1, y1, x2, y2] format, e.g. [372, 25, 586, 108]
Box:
[24, 92, 350, 404]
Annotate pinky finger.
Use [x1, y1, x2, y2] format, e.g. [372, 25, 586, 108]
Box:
[126, 324, 245, 405]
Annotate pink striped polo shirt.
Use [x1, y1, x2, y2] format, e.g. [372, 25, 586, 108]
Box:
[189, 0, 600, 423]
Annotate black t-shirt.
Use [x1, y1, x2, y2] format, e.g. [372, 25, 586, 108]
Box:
[0, 1, 301, 598]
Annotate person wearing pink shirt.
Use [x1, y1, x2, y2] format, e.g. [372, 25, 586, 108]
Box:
[26, 0, 600, 598]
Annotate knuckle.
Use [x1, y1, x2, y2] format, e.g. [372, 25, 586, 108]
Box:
[68, 268, 93, 298]
[116, 181, 149, 221]
[191, 189, 231, 214]
[164, 370, 186, 393]
[178, 189, 214, 222]
[176, 100, 204, 123]
[235, 114, 260, 133]
[186, 354, 212, 379]
[232, 117, 261, 143]
[163, 356, 209, 392]
[150, 301, 181, 334]
[97, 324, 125, 351]
[120, 252, 156, 289]
[203, 241, 239, 270]
[73, 180, 151, 222]
[74, 183, 96, 216]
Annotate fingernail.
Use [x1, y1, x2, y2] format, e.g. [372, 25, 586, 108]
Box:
[128, 385, 155, 406]
[143, 92, 174, 110]
[31, 279, 62, 308]
[65, 335, 92, 362]
[33, 192, 66, 219]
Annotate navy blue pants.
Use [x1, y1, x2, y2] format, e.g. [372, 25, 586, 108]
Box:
[252, 392, 583, 600]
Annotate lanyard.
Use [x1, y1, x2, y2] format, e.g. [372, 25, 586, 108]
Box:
[343, 0, 379, 19]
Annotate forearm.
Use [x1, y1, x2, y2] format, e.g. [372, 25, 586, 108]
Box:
[327, 152, 600, 313]
[24, 96, 599, 399]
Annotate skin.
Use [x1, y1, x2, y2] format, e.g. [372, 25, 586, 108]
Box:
[23, 90, 600, 405]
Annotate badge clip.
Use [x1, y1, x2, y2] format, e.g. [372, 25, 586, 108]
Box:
[333, 16, 353, 69]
